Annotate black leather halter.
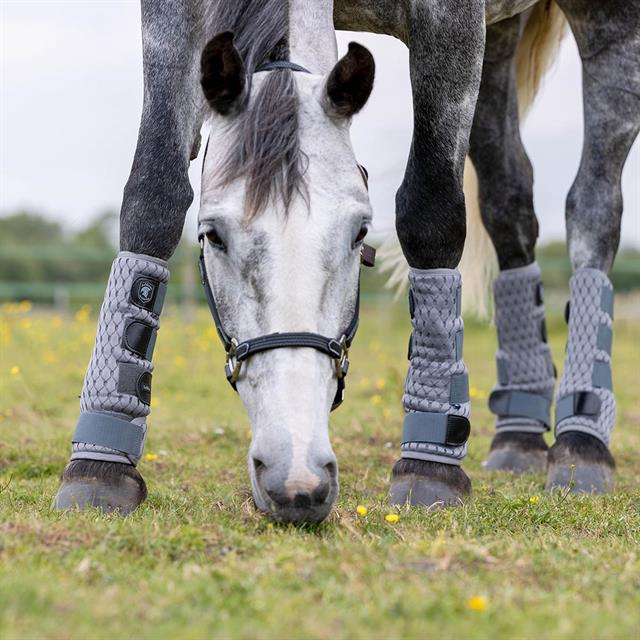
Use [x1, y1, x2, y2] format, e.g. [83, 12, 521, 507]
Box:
[199, 240, 375, 410]
[198, 58, 375, 411]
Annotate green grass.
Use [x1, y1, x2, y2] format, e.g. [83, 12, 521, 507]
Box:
[1, 300, 639, 639]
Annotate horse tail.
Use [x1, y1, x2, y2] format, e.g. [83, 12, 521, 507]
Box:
[380, 2, 567, 318]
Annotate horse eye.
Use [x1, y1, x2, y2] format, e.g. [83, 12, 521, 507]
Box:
[206, 229, 226, 251]
[353, 224, 369, 246]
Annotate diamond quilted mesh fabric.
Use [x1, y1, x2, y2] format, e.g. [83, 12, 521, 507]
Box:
[492, 262, 556, 434]
[71, 252, 169, 465]
[556, 268, 615, 445]
[401, 269, 469, 465]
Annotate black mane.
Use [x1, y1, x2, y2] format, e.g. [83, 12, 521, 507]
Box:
[205, 0, 307, 218]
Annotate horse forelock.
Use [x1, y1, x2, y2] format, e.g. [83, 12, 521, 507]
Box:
[205, 0, 307, 220]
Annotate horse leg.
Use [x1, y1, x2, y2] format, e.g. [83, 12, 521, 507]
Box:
[54, 1, 205, 513]
[389, 0, 485, 507]
[469, 15, 555, 474]
[546, 0, 640, 492]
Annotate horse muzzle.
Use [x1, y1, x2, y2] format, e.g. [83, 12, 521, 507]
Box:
[250, 452, 338, 524]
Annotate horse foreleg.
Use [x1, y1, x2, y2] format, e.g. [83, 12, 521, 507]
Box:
[54, 0, 206, 513]
[389, 0, 485, 507]
[469, 16, 555, 473]
[545, 0, 640, 493]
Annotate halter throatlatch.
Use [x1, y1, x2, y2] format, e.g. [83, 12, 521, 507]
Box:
[199, 239, 375, 411]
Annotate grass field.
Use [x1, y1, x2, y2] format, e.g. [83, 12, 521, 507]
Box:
[1, 300, 639, 639]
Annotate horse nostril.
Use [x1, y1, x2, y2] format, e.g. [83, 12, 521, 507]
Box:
[324, 461, 337, 479]
[311, 481, 330, 504]
[293, 493, 312, 509]
[265, 487, 291, 506]
[252, 457, 266, 477]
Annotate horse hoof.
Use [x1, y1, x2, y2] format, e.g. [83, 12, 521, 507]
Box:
[389, 458, 471, 508]
[53, 459, 147, 515]
[545, 432, 615, 494]
[483, 432, 548, 473]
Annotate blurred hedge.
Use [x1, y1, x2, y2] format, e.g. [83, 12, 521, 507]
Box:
[0, 211, 638, 306]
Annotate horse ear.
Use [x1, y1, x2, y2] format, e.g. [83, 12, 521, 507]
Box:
[201, 31, 246, 115]
[325, 42, 375, 118]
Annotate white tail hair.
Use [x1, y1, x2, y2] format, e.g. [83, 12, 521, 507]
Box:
[379, 1, 567, 318]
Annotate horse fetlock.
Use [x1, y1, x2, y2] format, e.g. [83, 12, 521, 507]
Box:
[54, 459, 147, 514]
[389, 458, 471, 507]
[399, 269, 471, 467]
[484, 431, 549, 473]
[489, 262, 556, 437]
[68, 253, 169, 469]
[546, 431, 615, 494]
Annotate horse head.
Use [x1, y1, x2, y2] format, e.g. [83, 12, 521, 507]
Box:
[198, 31, 375, 523]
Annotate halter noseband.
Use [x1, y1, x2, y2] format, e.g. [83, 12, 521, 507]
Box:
[198, 58, 375, 411]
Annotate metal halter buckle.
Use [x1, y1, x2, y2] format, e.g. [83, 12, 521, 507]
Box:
[335, 335, 349, 380]
[225, 338, 242, 385]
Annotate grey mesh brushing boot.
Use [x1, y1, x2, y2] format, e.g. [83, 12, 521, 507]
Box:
[484, 262, 556, 473]
[54, 252, 169, 513]
[389, 269, 472, 507]
[546, 268, 616, 493]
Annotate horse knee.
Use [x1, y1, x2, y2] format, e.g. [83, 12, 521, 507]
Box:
[395, 178, 466, 269]
[119, 116, 196, 259]
[120, 169, 193, 259]
[474, 155, 538, 269]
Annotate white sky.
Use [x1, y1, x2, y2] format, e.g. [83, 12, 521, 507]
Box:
[1, 1, 639, 247]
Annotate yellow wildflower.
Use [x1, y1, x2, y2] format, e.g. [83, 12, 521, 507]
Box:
[375, 378, 386, 390]
[10, 366, 20, 376]
[529, 496, 540, 503]
[356, 505, 368, 517]
[467, 596, 488, 611]
[382, 408, 391, 419]
[145, 453, 158, 461]
[371, 394, 383, 406]
[385, 513, 399, 523]
[18, 300, 33, 313]
[174, 355, 186, 368]
[75, 305, 91, 323]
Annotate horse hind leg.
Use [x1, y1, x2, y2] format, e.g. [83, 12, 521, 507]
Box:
[388, 0, 486, 507]
[546, 0, 640, 493]
[54, 0, 206, 514]
[468, 15, 555, 473]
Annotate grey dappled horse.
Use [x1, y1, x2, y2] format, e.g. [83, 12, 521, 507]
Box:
[55, 0, 639, 523]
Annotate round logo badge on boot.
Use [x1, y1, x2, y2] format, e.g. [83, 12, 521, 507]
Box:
[131, 277, 157, 309]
